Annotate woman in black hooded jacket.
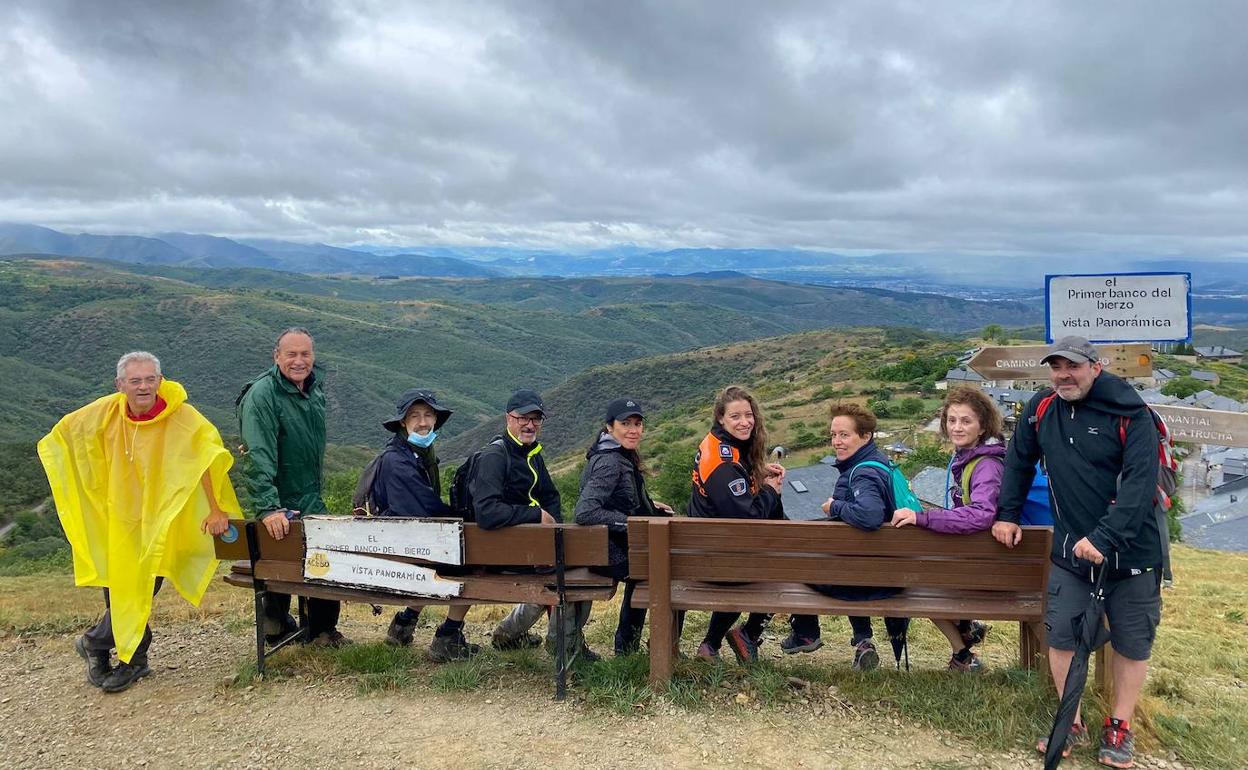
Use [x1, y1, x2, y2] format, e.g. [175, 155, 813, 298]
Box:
[573, 398, 674, 656]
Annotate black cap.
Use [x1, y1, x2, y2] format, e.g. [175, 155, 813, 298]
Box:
[605, 398, 644, 423]
[1040, 335, 1100, 365]
[382, 389, 453, 433]
[506, 388, 545, 417]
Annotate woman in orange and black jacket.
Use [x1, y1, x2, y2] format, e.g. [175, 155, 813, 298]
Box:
[688, 385, 785, 663]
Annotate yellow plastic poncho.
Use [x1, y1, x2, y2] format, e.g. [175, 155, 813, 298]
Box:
[37, 378, 241, 662]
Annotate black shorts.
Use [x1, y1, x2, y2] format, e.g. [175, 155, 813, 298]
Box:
[1044, 565, 1162, 661]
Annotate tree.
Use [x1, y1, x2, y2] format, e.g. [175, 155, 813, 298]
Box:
[983, 324, 1004, 343]
[897, 397, 926, 418]
[652, 442, 696, 513]
[1161, 376, 1204, 400]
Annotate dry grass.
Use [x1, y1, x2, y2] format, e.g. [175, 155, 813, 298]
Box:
[4, 544, 1246, 767]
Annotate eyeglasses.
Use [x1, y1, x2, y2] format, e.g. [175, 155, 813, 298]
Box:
[829, 431, 859, 441]
[508, 413, 544, 425]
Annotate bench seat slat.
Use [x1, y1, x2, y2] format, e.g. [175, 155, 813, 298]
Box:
[630, 580, 1045, 622]
[667, 527, 1051, 559]
[225, 573, 615, 606]
[664, 553, 1046, 591]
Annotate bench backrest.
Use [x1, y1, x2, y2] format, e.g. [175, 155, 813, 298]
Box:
[627, 518, 1052, 593]
[215, 520, 610, 570]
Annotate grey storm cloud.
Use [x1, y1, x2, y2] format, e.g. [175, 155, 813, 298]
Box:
[0, 0, 1245, 255]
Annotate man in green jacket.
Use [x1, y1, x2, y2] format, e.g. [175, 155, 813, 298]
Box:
[236, 327, 348, 646]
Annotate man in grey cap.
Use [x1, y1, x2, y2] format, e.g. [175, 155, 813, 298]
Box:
[993, 336, 1163, 768]
[465, 389, 566, 652]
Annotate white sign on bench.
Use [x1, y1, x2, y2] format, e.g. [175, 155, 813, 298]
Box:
[303, 516, 464, 565]
[304, 548, 463, 598]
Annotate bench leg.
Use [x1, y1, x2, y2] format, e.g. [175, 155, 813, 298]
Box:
[1020, 621, 1051, 679]
[648, 610, 674, 687]
[553, 528, 568, 702]
[647, 520, 674, 689]
[253, 584, 267, 678]
[1095, 645, 1115, 698]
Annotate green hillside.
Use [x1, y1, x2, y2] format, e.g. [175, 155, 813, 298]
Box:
[0, 257, 1034, 447]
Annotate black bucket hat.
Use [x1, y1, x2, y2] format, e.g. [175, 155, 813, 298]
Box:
[383, 388, 453, 434]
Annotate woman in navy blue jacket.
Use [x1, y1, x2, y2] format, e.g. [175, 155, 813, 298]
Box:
[785, 402, 909, 671]
[370, 389, 477, 662]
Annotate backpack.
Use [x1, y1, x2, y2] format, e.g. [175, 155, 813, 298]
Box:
[351, 452, 385, 517]
[952, 455, 1004, 509]
[1021, 463, 1054, 526]
[1033, 392, 1179, 582]
[849, 459, 925, 513]
[448, 438, 509, 522]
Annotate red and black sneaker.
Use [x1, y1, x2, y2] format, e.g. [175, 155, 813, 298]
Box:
[1036, 721, 1089, 758]
[1099, 717, 1136, 768]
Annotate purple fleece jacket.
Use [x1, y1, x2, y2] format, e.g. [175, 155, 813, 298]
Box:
[916, 440, 1006, 534]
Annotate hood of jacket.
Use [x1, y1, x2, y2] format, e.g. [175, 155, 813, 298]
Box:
[834, 439, 889, 473]
[588, 431, 622, 456]
[951, 439, 1006, 477]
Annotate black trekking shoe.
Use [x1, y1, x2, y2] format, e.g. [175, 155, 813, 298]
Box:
[430, 629, 481, 662]
[75, 635, 112, 687]
[492, 630, 542, 651]
[102, 659, 151, 693]
[385, 611, 417, 647]
[263, 613, 300, 645]
[575, 643, 603, 664]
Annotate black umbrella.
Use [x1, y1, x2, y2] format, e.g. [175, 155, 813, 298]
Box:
[1044, 566, 1112, 769]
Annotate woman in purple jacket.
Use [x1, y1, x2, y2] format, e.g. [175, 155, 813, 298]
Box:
[891, 387, 1005, 672]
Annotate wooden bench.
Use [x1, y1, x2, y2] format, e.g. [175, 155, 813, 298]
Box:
[214, 519, 615, 698]
[628, 518, 1070, 686]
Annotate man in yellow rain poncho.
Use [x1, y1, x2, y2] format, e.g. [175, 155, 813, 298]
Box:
[38, 351, 239, 693]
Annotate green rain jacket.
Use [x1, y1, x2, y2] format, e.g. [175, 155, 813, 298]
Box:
[236, 364, 328, 517]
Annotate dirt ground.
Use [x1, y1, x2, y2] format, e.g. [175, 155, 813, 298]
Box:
[0, 614, 1118, 770]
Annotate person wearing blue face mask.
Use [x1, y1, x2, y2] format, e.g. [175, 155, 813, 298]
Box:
[370, 389, 477, 661]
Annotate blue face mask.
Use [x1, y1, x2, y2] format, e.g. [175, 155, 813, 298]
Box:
[406, 430, 437, 449]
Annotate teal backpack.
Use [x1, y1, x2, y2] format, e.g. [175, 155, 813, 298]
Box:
[848, 459, 924, 512]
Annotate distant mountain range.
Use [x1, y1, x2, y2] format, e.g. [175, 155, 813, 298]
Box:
[0, 223, 499, 278]
[0, 256, 1037, 447]
[4, 222, 1245, 292]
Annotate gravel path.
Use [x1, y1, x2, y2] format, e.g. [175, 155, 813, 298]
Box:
[0, 617, 1155, 770]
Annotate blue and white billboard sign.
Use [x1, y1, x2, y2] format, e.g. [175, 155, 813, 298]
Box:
[1045, 272, 1191, 344]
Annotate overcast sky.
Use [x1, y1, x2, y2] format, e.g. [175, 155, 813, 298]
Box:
[1, 1, 1245, 257]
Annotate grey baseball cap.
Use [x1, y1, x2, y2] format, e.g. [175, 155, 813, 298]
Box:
[1041, 335, 1100, 365]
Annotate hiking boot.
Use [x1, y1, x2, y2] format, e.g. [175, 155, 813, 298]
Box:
[263, 613, 300, 645]
[576, 643, 603, 664]
[1099, 720, 1136, 768]
[695, 642, 721, 661]
[309, 629, 352, 648]
[75, 635, 112, 688]
[958, 620, 991, 649]
[429, 630, 481, 662]
[947, 649, 983, 673]
[1036, 722, 1090, 758]
[779, 633, 823, 655]
[491, 630, 542, 651]
[851, 639, 879, 671]
[101, 659, 151, 693]
[385, 611, 417, 647]
[725, 626, 759, 664]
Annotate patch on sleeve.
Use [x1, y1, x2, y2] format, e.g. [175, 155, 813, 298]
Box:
[720, 444, 734, 458]
[728, 478, 748, 496]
